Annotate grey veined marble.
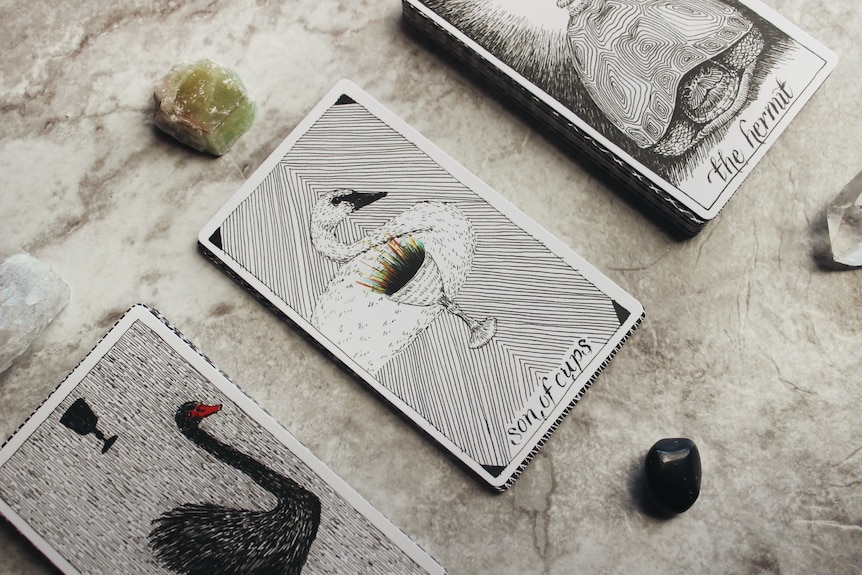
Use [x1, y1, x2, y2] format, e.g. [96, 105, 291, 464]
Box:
[0, 254, 70, 373]
[1, 0, 862, 573]
[828, 171, 862, 266]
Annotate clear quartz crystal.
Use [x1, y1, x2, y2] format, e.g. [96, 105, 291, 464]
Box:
[827, 171, 862, 267]
[0, 253, 70, 373]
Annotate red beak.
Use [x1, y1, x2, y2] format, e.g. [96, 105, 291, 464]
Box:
[192, 403, 222, 419]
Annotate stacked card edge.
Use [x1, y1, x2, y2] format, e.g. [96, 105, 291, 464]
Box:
[494, 308, 644, 491]
[401, 0, 709, 235]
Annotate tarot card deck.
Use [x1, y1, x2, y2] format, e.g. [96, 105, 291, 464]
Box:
[402, 0, 837, 234]
[0, 305, 444, 574]
[198, 80, 644, 490]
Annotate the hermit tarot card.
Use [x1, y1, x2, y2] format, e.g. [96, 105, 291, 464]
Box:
[403, 0, 837, 230]
[198, 80, 644, 490]
[0, 305, 444, 575]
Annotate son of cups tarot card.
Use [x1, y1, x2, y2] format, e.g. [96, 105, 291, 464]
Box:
[0, 305, 444, 575]
[402, 0, 837, 233]
[198, 80, 644, 490]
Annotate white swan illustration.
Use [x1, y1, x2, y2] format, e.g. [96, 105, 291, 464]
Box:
[310, 189, 497, 375]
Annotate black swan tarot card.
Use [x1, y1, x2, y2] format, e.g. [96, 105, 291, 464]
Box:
[0, 305, 444, 575]
[402, 0, 836, 233]
[198, 80, 644, 491]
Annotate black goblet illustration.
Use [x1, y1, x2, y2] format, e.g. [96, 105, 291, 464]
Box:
[60, 398, 118, 454]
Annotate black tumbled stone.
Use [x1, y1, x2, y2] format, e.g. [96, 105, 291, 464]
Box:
[644, 437, 701, 514]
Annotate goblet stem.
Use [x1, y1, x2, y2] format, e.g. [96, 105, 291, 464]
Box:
[102, 434, 118, 454]
[440, 296, 497, 349]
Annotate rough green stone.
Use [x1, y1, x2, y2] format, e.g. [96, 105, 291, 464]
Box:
[153, 59, 256, 156]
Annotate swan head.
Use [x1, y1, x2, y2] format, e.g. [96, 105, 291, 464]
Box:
[313, 189, 387, 230]
[176, 401, 222, 431]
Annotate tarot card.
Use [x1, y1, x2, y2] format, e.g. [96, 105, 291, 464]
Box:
[402, 0, 837, 232]
[0, 305, 444, 575]
[198, 80, 644, 490]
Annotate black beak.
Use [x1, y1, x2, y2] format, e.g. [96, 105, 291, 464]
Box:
[334, 190, 387, 211]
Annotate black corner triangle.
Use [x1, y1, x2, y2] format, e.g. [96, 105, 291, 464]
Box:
[482, 464, 506, 478]
[335, 94, 356, 105]
[209, 227, 223, 250]
[613, 300, 631, 325]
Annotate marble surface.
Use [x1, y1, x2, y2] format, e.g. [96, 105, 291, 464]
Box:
[1, 1, 860, 573]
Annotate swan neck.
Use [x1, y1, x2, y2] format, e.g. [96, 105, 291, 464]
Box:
[185, 426, 307, 499]
[312, 224, 405, 264]
[310, 225, 373, 264]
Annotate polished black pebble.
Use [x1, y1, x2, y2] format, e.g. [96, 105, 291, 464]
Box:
[644, 437, 701, 514]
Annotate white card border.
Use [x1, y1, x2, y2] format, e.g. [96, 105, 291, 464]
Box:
[402, 0, 837, 222]
[199, 80, 644, 489]
[0, 304, 445, 575]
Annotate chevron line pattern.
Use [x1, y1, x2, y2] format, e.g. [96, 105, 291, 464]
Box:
[218, 100, 629, 467]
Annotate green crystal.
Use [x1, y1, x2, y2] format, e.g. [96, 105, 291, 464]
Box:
[153, 59, 256, 156]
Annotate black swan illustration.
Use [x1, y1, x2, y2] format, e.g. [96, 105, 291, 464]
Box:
[149, 402, 321, 575]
